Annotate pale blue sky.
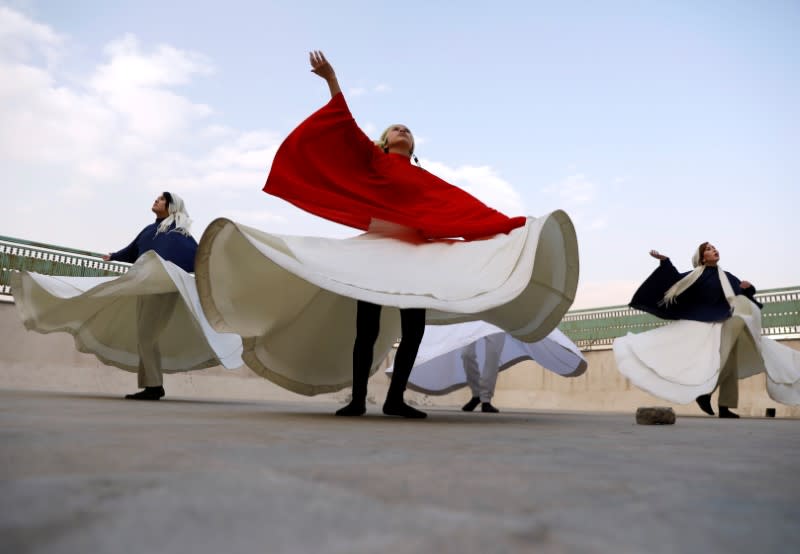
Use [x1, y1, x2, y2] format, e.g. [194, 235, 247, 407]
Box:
[2, 1, 798, 307]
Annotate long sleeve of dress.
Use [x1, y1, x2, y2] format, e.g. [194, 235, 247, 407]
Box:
[264, 93, 527, 240]
[108, 224, 197, 273]
[725, 271, 763, 309]
[109, 233, 142, 264]
[630, 260, 763, 321]
[629, 259, 684, 320]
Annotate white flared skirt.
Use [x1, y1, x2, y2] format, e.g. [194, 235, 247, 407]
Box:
[10, 251, 243, 372]
[195, 211, 579, 395]
[613, 297, 800, 405]
[387, 320, 587, 395]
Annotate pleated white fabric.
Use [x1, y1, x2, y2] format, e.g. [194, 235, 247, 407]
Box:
[10, 251, 243, 372]
[613, 297, 800, 405]
[195, 211, 579, 396]
[386, 320, 587, 395]
[761, 338, 800, 405]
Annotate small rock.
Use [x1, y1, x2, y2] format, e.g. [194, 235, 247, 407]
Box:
[635, 407, 676, 425]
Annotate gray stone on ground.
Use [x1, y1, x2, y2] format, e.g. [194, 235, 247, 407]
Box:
[636, 406, 676, 425]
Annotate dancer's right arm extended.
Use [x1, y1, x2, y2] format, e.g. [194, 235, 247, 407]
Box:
[103, 234, 141, 263]
[310, 50, 341, 98]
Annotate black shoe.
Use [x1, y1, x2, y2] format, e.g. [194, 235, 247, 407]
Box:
[383, 400, 427, 419]
[719, 406, 740, 419]
[481, 402, 499, 413]
[335, 401, 366, 417]
[462, 397, 480, 412]
[125, 386, 165, 401]
[695, 394, 714, 416]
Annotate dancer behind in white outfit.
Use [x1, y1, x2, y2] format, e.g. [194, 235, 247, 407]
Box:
[461, 334, 505, 413]
[387, 321, 587, 413]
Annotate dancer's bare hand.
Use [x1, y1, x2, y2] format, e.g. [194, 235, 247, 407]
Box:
[740, 280, 752, 289]
[649, 250, 667, 261]
[310, 50, 335, 81]
[309, 50, 341, 97]
[102, 254, 111, 261]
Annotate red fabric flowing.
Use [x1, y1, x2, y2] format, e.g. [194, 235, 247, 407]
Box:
[264, 93, 526, 240]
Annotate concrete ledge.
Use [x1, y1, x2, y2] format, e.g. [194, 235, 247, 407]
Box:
[2, 301, 799, 418]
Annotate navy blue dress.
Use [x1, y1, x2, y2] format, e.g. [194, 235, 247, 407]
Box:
[629, 259, 761, 322]
[110, 219, 198, 273]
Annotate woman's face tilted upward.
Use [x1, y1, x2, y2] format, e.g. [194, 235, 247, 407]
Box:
[151, 195, 170, 218]
[700, 242, 720, 266]
[381, 124, 414, 157]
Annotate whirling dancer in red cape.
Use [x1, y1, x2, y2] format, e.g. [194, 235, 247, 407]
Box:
[264, 51, 527, 418]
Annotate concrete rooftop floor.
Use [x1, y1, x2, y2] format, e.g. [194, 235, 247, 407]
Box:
[1, 389, 798, 554]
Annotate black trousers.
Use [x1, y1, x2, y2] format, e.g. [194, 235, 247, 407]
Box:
[352, 300, 425, 403]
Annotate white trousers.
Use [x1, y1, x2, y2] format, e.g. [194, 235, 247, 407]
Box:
[136, 293, 179, 387]
[462, 334, 505, 402]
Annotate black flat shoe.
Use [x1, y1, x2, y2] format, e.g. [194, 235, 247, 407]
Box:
[719, 406, 740, 419]
[481, 402, 499, 413]
[125, 386, 165, 401]
[462, 397, 480, 412]
[335, 401, 366, 417]
[695, 394, 714, 416]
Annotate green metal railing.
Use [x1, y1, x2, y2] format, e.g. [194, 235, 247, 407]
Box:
[3, 234, 799, 349]
[558, 286, 800, 350]
[1, 235, 130, 295]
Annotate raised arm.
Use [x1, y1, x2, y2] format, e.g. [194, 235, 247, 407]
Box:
[310, 50, 341, 98]
[649, 249, 679, 275]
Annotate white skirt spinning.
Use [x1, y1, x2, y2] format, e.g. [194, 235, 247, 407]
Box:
[10, 251, 243, 373]
[195, 211, 579, 395]
[386, 320, 587, 395]
[613, 297, 800, 405]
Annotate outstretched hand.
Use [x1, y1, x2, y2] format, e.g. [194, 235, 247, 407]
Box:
[102, 254, 111, 261]
[649, 250, 668, 261]
[310, 50, 335, 81]
[309, 50, 341, 97]
[740, 280, 752, 289]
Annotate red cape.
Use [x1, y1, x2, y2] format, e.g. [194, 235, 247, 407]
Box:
[264, 93, 526, 240]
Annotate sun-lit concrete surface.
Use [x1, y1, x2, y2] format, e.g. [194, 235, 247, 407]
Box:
[1, 389, 798, 554]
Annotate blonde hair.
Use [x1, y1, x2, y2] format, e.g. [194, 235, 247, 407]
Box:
[377, 124, 414, 156]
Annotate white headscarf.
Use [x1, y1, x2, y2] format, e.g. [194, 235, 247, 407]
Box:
[661, 246, 735, 307]
[156, 192, 192, 236]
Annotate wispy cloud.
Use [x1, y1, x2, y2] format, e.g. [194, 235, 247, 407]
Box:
[0, 7, 282, 248]
[347, 83, 392, 98]
[544, 173, 597, 204]
[0, 6, 63, 64]
[542, 172, 610, 232]
[422, 161, 526, 216]
[0, 20, 219, 176]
